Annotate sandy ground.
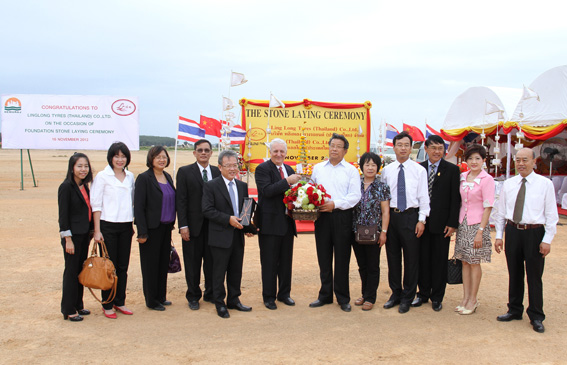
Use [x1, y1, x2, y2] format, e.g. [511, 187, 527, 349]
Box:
[1, 148, 567, 364]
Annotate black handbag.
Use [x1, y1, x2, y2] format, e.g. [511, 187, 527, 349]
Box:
[447, 258, 463, 285]
[355, 224, 379, 245]
[168, 243, 182, 274]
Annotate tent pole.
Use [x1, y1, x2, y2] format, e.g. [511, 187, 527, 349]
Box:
[20, 149, 24, 190]
[27, 149, 37, 187]
[506, 136, 511, 179]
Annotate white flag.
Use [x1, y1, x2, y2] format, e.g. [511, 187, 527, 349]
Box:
[269, 93, 285, 109]
[225, 111, 235, 121]
[485, 100, 503, 115]
[223, 96, 234, 111]
[522, 85, 540, 101]
[231, 72, 248, 87]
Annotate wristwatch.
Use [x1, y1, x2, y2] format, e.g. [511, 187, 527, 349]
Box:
[382, 229, 387, 233]
[419, 220, 426, 224]
[478, 227, 484, 231]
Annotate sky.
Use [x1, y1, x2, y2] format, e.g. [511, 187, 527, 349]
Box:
[1, 0, 566, 145]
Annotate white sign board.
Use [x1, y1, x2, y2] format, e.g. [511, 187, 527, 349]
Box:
[1, 94, 139, 150]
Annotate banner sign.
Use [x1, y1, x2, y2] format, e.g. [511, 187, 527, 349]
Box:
[1, 94, 139, 150]
[239, 98, 371, 172]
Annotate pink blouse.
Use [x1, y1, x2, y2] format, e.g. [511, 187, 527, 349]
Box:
[458, 170, 495, 225]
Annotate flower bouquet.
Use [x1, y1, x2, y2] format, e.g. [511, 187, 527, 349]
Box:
[283, 181, 331, 221]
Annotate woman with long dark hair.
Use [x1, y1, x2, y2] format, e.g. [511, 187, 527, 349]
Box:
[58, 153, 93, 322]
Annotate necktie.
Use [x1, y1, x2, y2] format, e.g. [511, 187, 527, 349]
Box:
[428, 164, 436, 199]
[513, 178, 527, 223]
[228, 181, 238, 216]
[202, 169, 208, 182]
[279, 166, 285, 180]
[398, 164, 407, 211]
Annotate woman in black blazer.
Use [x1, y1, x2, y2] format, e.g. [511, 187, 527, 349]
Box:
[58, 153, 94, 322]
[134, 146, 176, 311]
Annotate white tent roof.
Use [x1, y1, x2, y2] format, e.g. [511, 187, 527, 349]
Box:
[510, 65, 567, 127]
[443, 86, 522, 131]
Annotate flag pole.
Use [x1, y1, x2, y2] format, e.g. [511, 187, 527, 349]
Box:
[173, 114, 179, 181]
[266, 92, 272, 159]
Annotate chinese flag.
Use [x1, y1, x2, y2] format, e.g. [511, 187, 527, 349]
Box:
[403, 123, 425, 142]
[200, 115, 222, 137]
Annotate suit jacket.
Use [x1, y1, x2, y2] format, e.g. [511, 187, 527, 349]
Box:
[255, 160, 297, 237]
[58, 180, 92, 235]
[176, 162, 221, 237]
[202, 176, 249, 248]
[421, 158, 461, 234]
[134, 169, 175, 236]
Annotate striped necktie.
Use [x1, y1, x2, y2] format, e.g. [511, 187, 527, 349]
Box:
[428, 164, 436, 198]
[398, 164, 406, 211]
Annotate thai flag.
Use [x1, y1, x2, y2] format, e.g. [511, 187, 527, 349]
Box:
[229, 125, 247, 145]
[385, 123, 399, 147]
[178, 116, 205, 142]
[425, 124, 449, 147]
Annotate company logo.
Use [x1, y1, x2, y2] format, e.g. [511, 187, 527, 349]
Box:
[111, 99, 136, 116]
[248, 127, 267, 141]
[4, 97, 22, 113]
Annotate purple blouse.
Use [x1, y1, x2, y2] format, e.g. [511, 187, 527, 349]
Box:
[159, 182, 176, 224]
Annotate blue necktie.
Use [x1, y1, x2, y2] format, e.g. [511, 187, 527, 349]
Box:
[398, 164, 406, 211]
[228, 181, 238, 216]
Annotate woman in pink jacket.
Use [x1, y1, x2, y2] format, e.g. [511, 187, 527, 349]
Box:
[455, 144, 495, 315]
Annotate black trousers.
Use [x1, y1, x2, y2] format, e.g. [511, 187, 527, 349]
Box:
[504, 224, 546, 321]
[182, 221, 213, 302]
[417, 230, 450, 302]
[352, 241, 381, 304]
[139, 223, 172, 308]
[385, 209, 419, 305]
[61, 233, 90, 315]
[100, 221, 133, 310]
[210, 231, 244, 308]
[314, 209, 353, 304]
[258, 216, 295, 302]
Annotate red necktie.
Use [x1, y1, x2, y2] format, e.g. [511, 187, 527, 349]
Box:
[279, 166, 285, 180]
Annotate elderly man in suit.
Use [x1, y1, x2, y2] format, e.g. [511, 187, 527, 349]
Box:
[255, 138, 302, 310]
[176, 139, 221, 310]
[411, 134, 461, 311]
[202, 149, 255, 319]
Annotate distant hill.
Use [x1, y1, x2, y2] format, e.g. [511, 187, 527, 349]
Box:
[139, 135, 176, 147]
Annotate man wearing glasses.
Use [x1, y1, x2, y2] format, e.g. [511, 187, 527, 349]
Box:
[176, 139, 220, 310]
[309, 133, 361, 312]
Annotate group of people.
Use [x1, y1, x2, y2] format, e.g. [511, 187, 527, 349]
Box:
[58, 132, 558, 333]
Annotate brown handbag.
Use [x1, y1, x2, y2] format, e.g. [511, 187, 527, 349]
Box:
[355, 224, 379, 245]
[78, 240, 117, 304]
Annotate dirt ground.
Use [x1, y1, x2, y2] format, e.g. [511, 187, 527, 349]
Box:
[1, 148, 566, 364]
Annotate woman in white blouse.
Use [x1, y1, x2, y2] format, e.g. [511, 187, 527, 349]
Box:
[91, 142, 136, 319]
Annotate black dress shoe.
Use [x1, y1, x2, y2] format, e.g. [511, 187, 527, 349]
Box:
[278, 297, 296, 306]
[264, 301, 277, 310]
[227, 302, 252, 312]
[149, 304, 166, 311]
[432, 301, 443, 312]
[63, 314, 83, 322]
[216, 306, 230, 319]
[161, 300, 172, 306]
[77, 309, 90, 315]
[398, 303, 410, 313]
[496, 312, 523, 322]
[340, 303, 352, 312]
[530, 320, 545, 333]
[188, 301, 200, 310]
[309, 299, 332, 308]
[411, 297, 425, 307]
[383, 298, 401, 309]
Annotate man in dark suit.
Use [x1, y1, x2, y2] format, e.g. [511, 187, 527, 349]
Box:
[255, 138, 301, 310]
[176, 139, 221, 310]
[202, 149, 255, 318]
[412, 135, 461, 311]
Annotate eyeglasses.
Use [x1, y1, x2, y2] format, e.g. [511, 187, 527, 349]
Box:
[222, 164, 239, 169]
[196, 149, 211, 153]
[155, 156, 168, 161]
[329, 144, 345, 150]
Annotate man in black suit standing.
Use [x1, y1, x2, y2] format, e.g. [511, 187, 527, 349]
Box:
[255, 138, 301, 310]
[411, 135, 461, 311]
[202, 149, 254, 319]
[176, 139, 220, 310]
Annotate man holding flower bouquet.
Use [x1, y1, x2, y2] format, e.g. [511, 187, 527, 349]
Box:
[309, 133, 361, 312]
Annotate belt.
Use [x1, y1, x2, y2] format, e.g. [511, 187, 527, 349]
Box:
[390, 207, 419, 214]
[506, 220, 544, 230]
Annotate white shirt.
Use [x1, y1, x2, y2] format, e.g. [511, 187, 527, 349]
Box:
[90, 165, 135, 222]
[381, 159, 430, 221]
[311, 159, 361, 210]
[198, 163, 212, 181]
[494, 171, 558, 243]
[275, 163, 289, 179]
[222, 175, 239, 216]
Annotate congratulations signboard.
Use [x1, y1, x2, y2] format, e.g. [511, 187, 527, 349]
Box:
[1, 94, 139, 150]
[239, 98, 371, 172]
